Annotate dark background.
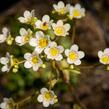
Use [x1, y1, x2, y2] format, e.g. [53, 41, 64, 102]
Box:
[0, 0, 109, 109]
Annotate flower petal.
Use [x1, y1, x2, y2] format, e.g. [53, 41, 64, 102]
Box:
[0, 34, 6, 43]
[67, 58, 73, 64]
[24, 61, 32, 68]
[58, 46, 64, 53]
[35, 20, 41, 28]
[35, 47, 43, 54]
[0, 102, 7, 108]
[104, 48, 109, 54]
[98, 51, 103, 58]
[20, 28, 27, 36]
[53, 4, 57, 10]
[65, 49, 70, 56]
[43, 101, 50, 107]
[18, 17, 26, 23]
[24, 10, 32, 18]
[29, 38, 37, 47]
[0, 57, 9, 65]
[55, 54, 63, 61]
[2, 27, 8, 35]
[49, 42, 57, 47]
[24, 53, 32, 60]
[42, 15, 50, 22]
[15, 36, 23, 45]
[78, 51, 85, 59]
[44, 48, 50, 54]
[74, 60, 81, 65]
[36, 31, 44, 38]
[52, 23, 56, 30]
[37, 95, 43, 102]
[75, 3, 81, 9]
[64, 24, 71, 31]
[33, 65, 39, 71]
[1, 65, 9, 72]
[41, 88, 48, 94]
[71, 44, 78, 51]
[58, 1, 65, 8]
[57, 20, 63, 26]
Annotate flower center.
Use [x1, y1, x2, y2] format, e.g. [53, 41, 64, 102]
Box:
[101, 55, 109, 64]
[58, 8, 66, 14]
[69, 51, 78, 61]
[31, 56, 38, 64]
[41, 22, 49, 30]
[23, 36, 30, 43]
[44, 92, 53, 101]
[38, 38, 48, 48]
[54, 26, 65, 36]
[50, 47, 59, 57]
[73, 9, 81, 17]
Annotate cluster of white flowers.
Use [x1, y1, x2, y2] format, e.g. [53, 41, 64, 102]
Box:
[0, 1, 86, 73]
[1, 1, 109, 108]
[53, 1, 85, 19]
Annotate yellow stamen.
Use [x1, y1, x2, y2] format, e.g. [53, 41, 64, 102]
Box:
[73, 9, 81, 17]
[57, 8, 66, 14]
[31, 56, 38, 64]
[44, 92, 53, 101]
[101, 55, 109, 64]
[38, 38, 48, 48]
[23, 36, 30, 43]
[54, 26, 65, 36]
[69, 51, 78, 61]
[50, 47, 59, 56]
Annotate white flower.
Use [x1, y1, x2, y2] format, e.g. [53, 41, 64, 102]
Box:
[0, 53, 10, 72]
[65, 44, 85, 65]
[44, 42, 64, 61]
[35, 15, 51, 30]
[29, 31, 50, 54]
[52, 20, 70, 36]
[15, 28, 32, 46]
[98, 48, 109, 65]
[0, 27, 9, 43]
[37, 88, 58, 107]
[69, 4, 85, 19]
[18, 10, 37, 25]
[53, 1, 70, 15]
[0, 98, 14, 109]
[24, 52, 42, 71]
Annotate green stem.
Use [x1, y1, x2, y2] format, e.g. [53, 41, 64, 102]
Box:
[15, 91, 36, 109]
[16, 96, 32, 108]
[55, 62, 87, 109]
